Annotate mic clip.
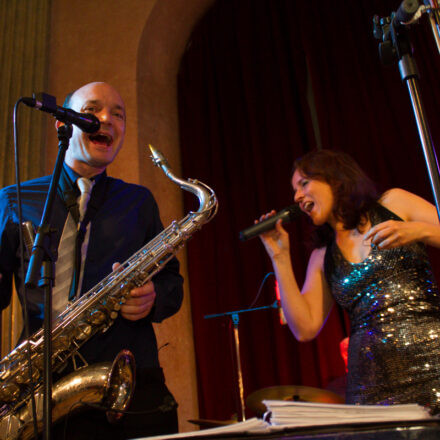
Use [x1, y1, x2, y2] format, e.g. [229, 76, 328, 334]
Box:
[30, 92, 59, 117]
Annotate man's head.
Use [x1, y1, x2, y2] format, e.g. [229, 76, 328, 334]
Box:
[61, 82, 126, 177]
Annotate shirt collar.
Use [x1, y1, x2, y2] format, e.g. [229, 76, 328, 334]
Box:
[62, 163, 106, 186]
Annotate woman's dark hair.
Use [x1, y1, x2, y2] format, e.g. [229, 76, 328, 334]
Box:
[294, 149, 379, 247]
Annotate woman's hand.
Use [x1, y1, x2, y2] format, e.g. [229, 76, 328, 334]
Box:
[364, 220, 427, 249]
[257, 210, 290, 260]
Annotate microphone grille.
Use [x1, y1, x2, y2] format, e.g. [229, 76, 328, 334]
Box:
[285, 204, 301, 220]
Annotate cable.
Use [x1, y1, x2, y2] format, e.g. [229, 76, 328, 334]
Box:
[62, 394, 178, 438]
[13, 98, 39, 439]
[248, 272, 274, 308]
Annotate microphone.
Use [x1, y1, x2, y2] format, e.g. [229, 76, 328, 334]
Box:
[394, 0, 420, 24]
[424, 1, 440, 54]
[239, 205, 301, 241]
[22, 92, 100, 134]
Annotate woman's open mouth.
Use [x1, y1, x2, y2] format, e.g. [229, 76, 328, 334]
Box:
[303, 201, 314, 214]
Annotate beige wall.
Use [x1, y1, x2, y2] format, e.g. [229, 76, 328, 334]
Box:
[47, 0, 214, 432]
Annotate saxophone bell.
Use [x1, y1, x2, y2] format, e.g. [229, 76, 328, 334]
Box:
[4, 350, 135, 440]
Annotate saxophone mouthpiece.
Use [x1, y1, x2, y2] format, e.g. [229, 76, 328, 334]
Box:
[148, 144, 169, 168]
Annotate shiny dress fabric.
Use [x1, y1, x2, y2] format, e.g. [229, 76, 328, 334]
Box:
[324, 204, 440, 413]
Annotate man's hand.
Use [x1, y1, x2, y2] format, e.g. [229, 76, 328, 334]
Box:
[112, 263, 156, 321]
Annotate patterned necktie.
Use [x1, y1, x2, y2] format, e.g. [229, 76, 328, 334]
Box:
[77, 177, 94, 221]
[52, 177, 94, 318]
[74, 177, 94, 299]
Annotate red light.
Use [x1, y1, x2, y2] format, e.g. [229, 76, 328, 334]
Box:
[275, 280, 287, 325]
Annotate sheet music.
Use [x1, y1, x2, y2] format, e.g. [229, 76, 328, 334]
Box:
[132, 402, 437, 439]
[263, 400, 436, 427]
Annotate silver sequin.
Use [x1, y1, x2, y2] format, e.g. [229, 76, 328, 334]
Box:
[324, 204, 440, 413]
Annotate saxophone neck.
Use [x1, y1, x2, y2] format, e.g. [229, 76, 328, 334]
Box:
[148, 145, 217, 216]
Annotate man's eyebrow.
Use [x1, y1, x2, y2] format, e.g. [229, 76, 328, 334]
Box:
[81, 100, 125, 113]
[84, 99, 99, 104]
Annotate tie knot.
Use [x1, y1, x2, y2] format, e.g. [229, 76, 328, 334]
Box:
[77, 178, 95, 221]
[77, 177, 94, 196]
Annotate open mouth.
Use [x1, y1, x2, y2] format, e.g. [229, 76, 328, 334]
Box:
[88, 132, 113, 146]
[303, 201, 314, 214]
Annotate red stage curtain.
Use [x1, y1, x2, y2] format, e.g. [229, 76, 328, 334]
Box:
[178, 0, 440, 421]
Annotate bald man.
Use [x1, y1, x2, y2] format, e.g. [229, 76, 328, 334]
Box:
[0, 82, 183, 439]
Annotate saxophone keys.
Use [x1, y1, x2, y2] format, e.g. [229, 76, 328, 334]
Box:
[74, 323, 92, 341]
[15, 366, 40, 384]
[105, 297, 121, 312]
[32, 356, 45, 370]
[53, 334, 71, 352]
[87, 309, 107, 325]
[0, 382, 20, 402]
[0, 366, 11, 380]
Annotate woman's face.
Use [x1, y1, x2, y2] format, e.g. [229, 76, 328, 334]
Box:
[292, 169, 336, 226]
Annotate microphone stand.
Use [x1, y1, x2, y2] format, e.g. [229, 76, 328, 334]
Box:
[25, 123, 73, 440]
[373, 8, 440, 220]
[204, 301, 279, 422]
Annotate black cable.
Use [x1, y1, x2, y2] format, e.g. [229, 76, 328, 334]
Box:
[248, 272, 275, 308]
[82, 395, 178, 415]
[13, 98, 39, 439]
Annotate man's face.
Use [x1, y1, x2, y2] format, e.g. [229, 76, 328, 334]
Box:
[65, 82, 126, 175]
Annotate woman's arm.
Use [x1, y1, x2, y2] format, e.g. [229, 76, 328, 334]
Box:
[365, 188, 440, 249]
[259, 216, 334, 341]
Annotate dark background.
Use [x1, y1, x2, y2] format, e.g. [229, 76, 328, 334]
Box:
[177, 0, 440, 421]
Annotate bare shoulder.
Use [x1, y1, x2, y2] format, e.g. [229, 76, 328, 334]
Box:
[380, 187, 414, 204]
[379, 188, 437, 223]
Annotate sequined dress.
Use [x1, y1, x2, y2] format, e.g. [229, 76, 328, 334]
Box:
[324, 204, 440, 412]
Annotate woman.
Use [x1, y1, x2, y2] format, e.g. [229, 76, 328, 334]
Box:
[258, 149, 440, 412]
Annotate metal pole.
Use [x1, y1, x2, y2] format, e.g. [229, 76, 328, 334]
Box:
[399, 55, 440, 220]
[232, 314, 246, 421]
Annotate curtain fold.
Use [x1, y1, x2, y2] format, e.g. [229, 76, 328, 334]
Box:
[0, 0, 51, 355]
[179, 0, 345, 420]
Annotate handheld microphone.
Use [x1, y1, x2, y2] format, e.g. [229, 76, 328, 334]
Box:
[239, 205, 301, 241]
[22, 92, 100, 134]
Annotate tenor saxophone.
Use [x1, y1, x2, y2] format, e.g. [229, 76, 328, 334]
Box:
[0, 145, 218, 439]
